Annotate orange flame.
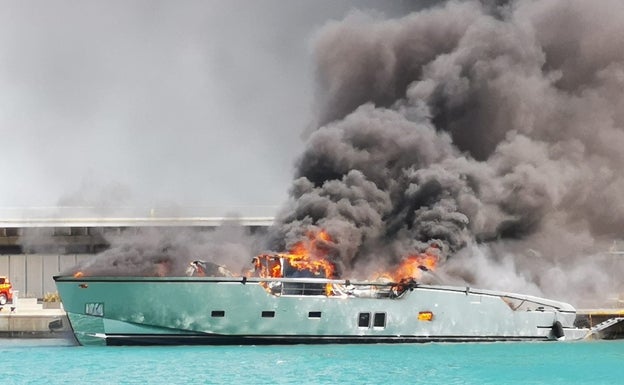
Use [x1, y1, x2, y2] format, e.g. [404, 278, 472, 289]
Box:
[373, 247, 439, 283]
[251, 230, 336, 295]
[250, 229, 440, 297]
[250, 255, 283, 278]
[74, 271, 84, 278]
[389, 252, 438, 282]
[271, 260, 282, 277]
[279, 230, 336, 279]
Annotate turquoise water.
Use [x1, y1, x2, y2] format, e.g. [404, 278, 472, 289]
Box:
[2, 339, 624, 384]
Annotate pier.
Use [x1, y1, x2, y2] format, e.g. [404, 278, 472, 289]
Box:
[0, 298, 71, 339]
[575, 309, 624, 339]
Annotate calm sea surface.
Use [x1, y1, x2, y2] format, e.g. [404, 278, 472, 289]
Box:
[1, 339, 623, 384]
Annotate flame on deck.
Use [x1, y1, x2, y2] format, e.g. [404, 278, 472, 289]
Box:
[375, 247, 439, 283]
[252, 230, 336, 278]
[252, 230, 336, 295]
[279, 230, 336, 279]
[250, 230, 440, 296]
[72, 229, 440, 293]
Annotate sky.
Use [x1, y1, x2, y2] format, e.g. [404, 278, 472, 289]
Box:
[0, 0, 431, 215]
[12, 0, 624, 304]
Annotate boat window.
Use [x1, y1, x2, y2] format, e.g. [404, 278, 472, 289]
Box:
[282, 282, 327, 296]
[211, 310, 225, 317]
[308, 311, 321, 318]
[373, 312, 386, 328]
[261, 311, 275, 318]
[358, 312, 371, 328]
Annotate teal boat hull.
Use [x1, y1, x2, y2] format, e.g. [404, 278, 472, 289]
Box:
[54, 276, 581, 346]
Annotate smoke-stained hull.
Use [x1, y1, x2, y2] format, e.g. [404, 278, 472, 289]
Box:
[54, 276, 586, 346]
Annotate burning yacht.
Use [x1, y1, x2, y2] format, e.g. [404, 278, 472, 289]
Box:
[54, 231, 587, 346]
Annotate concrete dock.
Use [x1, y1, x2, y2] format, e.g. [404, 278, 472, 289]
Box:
[0, 298, 72, 339]
[576, 309, 624, 339]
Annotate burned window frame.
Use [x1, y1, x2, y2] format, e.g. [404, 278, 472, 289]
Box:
[358, 312, 371, 328]
[373, 312, 386, 328]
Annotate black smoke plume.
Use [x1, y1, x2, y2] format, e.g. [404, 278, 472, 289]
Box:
[70, 0, 624, 306]
[270, 0, 624, 305]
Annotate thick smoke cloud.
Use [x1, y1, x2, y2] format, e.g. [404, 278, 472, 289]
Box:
[63, 0, 624, 306]
[271, 0, 624, 305]
[70, 221, 264, 277]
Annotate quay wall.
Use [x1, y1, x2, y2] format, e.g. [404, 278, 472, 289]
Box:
[0, 254, 90, 299]
[0, 217, 273, 299]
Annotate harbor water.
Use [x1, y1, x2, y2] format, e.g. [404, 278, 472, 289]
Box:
[2, 339, 624, 384]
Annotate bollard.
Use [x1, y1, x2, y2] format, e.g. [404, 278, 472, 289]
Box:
[10, 290, 18, 313]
